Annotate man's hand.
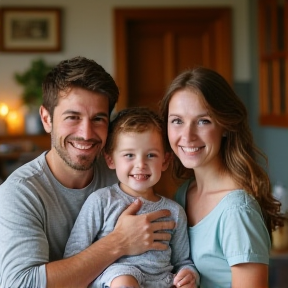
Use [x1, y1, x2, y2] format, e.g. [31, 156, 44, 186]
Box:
[173, 268, 198, 288]
[112, 198, 175, 256]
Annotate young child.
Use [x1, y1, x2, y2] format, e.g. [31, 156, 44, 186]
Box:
[64, 107, 199, 288]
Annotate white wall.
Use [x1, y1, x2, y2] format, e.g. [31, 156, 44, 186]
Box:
[0, 0, 250, 109]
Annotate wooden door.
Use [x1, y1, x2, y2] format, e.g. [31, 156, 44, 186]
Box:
[114, 8, 232, 199]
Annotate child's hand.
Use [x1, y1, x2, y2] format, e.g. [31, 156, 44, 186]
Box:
[173, 268, 197, 288]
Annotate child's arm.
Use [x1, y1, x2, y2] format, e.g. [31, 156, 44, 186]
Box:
[170, 203, 200, 287]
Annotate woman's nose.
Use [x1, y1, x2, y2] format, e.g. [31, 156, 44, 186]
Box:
[182, 124, 197, 142]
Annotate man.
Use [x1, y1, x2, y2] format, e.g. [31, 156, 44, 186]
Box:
[0, 57, 174, 288]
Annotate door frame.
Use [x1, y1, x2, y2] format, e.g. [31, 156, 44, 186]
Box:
[114, 7, 232, 110]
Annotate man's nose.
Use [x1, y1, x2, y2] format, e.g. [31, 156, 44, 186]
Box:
[78, 119, 94, 140]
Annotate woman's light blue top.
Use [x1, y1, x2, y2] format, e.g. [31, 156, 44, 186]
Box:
[175, 180, 271, 288]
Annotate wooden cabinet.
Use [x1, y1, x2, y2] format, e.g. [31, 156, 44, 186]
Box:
[258, 0, 288, 127]
[0, 134, 50, 181]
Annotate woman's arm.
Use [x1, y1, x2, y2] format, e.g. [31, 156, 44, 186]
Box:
[231, 263, 269, 288]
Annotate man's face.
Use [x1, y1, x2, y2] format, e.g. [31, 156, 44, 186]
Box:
[50, 87, 109, 171]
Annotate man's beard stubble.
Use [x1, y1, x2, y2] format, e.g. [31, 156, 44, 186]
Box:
[51, 133, 100, 171]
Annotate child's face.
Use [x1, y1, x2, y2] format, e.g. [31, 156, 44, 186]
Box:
[106, 129, 169, 200]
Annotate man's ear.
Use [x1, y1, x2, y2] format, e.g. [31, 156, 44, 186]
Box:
[162, 152, 171, 172]
[104, 153, 116, 169]
[39, 105, 52, 133]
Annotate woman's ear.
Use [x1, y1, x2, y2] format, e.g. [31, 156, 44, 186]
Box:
[104, 153, 116, 169]
[161, 152, 171, 172]
[39, 105, 52, 133]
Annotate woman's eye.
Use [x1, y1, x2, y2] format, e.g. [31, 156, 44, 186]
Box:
[198, 119, 210, 125]
[171, 118, 182, 124]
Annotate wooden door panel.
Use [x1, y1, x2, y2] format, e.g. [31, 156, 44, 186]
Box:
[127, 25, 221, 110]
[176, 35, 208, 70]
[128, 35, 165, 110]
[114, 8, 232, 198]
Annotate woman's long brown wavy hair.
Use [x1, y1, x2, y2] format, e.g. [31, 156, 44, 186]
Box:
[159, 67, 284, 236]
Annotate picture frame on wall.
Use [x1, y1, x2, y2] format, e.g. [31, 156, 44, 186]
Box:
[0, 7, 61, 52]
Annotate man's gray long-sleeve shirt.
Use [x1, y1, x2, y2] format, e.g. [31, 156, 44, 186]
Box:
[0, 152, 117, 288]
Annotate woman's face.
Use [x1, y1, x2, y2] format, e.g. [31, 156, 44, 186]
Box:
[167, 89, 225, 171]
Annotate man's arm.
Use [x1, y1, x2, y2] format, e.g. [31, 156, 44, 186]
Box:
[46, 199, 174, 288]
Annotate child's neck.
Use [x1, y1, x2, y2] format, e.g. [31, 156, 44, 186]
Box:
[119, 183, 161, 202]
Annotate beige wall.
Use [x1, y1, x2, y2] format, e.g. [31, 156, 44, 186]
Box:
[0, 0, 249, 109]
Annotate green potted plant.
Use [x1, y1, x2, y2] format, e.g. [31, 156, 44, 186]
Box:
[14, 58, 53, 134]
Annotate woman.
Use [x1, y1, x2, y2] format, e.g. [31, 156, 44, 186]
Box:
[159, 67, 284, 288]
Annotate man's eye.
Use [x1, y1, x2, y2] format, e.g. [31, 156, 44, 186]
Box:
[66, 115, 79, 120]
[93, 117, 104, 122]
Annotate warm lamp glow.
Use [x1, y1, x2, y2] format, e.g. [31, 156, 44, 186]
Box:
[6, 110, 24, 135]
[0, 103, 9, 117]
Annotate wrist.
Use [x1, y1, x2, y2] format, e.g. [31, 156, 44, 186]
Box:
[103, 230, 126, 258]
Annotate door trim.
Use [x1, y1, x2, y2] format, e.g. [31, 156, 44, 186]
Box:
[114, 7, 232, 110]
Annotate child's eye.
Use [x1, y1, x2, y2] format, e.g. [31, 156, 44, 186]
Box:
[124, 154, 134, 159]
[147, 153, 156, 159]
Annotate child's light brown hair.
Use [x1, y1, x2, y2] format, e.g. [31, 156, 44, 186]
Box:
[104, 107, 169, 155]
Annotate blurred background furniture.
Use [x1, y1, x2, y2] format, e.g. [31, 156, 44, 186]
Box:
[269, 252, 288, 288]
[0, 134, 50, 180]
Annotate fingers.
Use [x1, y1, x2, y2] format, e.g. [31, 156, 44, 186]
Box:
[150, 241, 169, 251]
[114, 204, 175, 256]
[123, 200, 172, 223]
[151, 219, 175, 232]
[145, 209, 171, 222]
[122, 203, 175, 233]
[173, 270, 197, 288]
[152, 232, 172, 242]
[120, 198, 143, 216]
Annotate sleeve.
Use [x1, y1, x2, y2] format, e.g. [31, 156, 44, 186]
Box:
[64, 192, 103, 258]
[0, 180, 47, 288]
[170, 205, 200, 285]
[219, 203, 271, 266]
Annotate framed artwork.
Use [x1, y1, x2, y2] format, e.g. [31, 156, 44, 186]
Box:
[0, 7, 61, 52]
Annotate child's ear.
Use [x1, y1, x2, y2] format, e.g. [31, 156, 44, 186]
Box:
[104, 153, 116, 169]
[161, 152, 171, 172]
